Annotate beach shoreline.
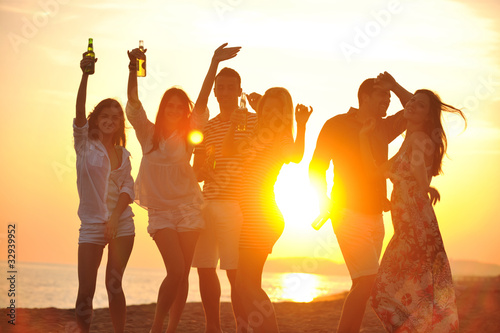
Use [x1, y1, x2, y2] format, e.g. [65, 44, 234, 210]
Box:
[2, 278, 499, 332]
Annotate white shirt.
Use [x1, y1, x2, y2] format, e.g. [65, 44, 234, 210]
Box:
[126, 102, 208, 210]
[73, 120, 135, 224]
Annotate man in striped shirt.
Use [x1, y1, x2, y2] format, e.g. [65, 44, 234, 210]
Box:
[192, 67, 257, 333]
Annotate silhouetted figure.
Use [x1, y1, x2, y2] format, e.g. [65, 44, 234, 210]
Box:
[223, 87, 312, 333]
[192, 66, 256, 332]
[309, 73, 412, 333]
[125, 44, 239, 333]
[361, 90, 464, 332]
[74, 55, 135, 333]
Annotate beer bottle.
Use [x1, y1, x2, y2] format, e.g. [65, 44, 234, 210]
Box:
[137, 40, 146, 77]
[237, 93, 248, 131]
[84, 38, 95, 75]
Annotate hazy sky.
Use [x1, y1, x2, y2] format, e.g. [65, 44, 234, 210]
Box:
[1, 0, 499, 271]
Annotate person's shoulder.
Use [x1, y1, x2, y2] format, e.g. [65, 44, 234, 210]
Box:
[118, 145, 132, 157]
[322, 112, 350, 130]
[409, 131, 433, 149]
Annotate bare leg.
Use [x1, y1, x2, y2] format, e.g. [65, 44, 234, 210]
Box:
[76, 243, 104, 333]
[166, 231, 199, 333]
[106, 235, 134, 333]
[150, 229, 187, 333]
[227, 269, 248, 333]
[198, 267, 222, 333]
[236, 249, 279, 333]
[337, 274, 377, 333]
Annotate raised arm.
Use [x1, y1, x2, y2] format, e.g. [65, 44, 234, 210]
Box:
[127, 48, 143, 109]
[192, 43, 241, 116]
[376, 71, 413, 107]
[284, 104, 312, 163]
[75, 55, 96, 127]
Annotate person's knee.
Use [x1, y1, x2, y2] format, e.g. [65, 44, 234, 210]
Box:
[167, 261, 187, 285]
[226, 269, 237, 286]
[106, 275, 124, 297]
[234, 276, 246, 296]
[198, 267, 217, 279]
[77, 281, 97, 301]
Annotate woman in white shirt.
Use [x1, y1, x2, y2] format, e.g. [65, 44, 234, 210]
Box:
[74, 55, 135, 333]
[126, 44, 240, 333]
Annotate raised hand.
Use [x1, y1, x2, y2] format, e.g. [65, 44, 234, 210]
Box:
[80, 52, 97, 73]
[295, 104, 312, 126]
[212, 43, 241, 63]
[375, 71, 397, 91]
[127, 47, 147, 70]
[248, 92, 262, 111]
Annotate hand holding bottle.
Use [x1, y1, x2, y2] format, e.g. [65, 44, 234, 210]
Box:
[127, 46, 147, 72]
[81, 53, 97, 74]
[237, 93, 248, 131]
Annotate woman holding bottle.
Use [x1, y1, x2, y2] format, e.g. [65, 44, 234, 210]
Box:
[223, 87, 312, 332]
[74, 54, 135, 333]
[126, 43, 240, 333]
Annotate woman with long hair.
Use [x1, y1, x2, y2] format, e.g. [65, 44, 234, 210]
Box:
[360, 89, 466, 332]
[74, 55, 135, 333]
[223, 87, 312, 332]
[126, 44, 240, 333]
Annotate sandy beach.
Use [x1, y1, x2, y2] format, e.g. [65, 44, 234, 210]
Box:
[2, 277, 499, 333]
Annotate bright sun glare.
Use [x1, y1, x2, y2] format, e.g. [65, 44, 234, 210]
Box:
[274, 165, 320, 231]
[188, 130, 204, 145]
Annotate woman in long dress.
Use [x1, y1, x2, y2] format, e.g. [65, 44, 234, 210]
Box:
[360, 89, 465, 332]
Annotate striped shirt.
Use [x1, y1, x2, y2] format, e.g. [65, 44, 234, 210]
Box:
[195, 112, 258, 200]
[238, 133, 294, 252]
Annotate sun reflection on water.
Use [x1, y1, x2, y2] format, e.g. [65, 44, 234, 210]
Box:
[274, 273, 326, 303]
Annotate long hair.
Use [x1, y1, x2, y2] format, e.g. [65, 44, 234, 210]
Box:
[148, 87, 194, 154]
[255, 87, 294, 140]
[87, 98, 126, 147]
[416, 89, 466, 176]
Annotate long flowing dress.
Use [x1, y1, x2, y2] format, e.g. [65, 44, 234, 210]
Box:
[371, 149, 459, 333]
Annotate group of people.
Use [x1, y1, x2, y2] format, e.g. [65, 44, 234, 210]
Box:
[73, 43, 465, 333]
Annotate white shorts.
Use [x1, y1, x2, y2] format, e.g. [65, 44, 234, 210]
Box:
[147, 203, 204, 237]
[333, 209, 384, 280]
[78, 217, 135, 246]
[192, 201, 243, 270]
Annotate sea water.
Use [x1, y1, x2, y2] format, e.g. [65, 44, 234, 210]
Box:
[0, 262, 351, 309]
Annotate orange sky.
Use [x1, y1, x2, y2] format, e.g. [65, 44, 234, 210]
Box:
[1, 0, 499, 270]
